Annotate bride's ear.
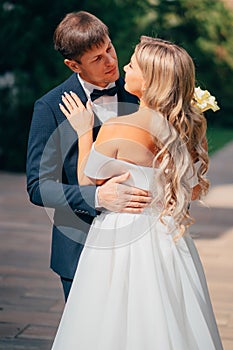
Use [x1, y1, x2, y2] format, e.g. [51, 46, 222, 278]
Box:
[64, 59, 81, 73]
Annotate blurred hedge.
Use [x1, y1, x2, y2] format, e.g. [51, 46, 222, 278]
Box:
[0, 0, 232, 171]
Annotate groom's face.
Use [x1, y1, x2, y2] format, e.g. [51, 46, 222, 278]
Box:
[64, 36, 119, 88]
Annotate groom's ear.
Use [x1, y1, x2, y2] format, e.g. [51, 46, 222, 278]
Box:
[64, 59, 81, 73]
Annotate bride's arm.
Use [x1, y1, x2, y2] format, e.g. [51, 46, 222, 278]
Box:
[77, 131, 95, 185]
[59, 91, 97, 186]
[59, 92, 151, 212]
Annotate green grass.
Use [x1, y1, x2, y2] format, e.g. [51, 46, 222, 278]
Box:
[207, 126, 233, 155]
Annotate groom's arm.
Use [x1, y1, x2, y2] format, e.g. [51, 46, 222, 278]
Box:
[96, 174, 152, 213]
[27, 98, 150, 215]
[26, 99, 97, 216]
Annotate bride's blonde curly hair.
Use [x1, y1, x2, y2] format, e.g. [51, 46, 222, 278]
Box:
[135, 36, 209, 237]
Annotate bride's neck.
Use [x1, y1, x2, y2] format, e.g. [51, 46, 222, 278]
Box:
[139, 99, 145, 107]
[139, 99, 148, 109]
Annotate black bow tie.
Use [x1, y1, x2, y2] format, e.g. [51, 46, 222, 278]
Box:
[90, 86, 118, 102]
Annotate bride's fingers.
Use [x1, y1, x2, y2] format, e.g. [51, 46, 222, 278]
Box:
[59, 103, 70, 118]
[86, 100, 93, 113]
[61, 95, 74, 113]
[86, 100, 94, 122]
[70, 91, 84, 109]
[62, 92, 79, 111]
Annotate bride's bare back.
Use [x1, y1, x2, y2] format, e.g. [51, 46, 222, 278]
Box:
[95, 108, 159, 168]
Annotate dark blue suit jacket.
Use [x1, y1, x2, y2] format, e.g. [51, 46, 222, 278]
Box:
[26, 73, 138, 279]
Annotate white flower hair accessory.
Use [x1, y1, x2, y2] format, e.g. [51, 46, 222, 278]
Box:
[193, 87, 220, 112]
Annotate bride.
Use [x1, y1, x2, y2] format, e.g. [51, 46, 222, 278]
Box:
[52, 36, 223, 349]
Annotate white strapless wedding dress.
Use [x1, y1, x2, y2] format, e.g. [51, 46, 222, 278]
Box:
[52, 145, 223, 350]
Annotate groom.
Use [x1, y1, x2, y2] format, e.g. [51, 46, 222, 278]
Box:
[26, 11, 150, 301]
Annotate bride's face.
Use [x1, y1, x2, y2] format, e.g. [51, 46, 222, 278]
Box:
[124, 53, 145, 98]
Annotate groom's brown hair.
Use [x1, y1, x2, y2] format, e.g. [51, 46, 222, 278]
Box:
[54, 11, 109, 62]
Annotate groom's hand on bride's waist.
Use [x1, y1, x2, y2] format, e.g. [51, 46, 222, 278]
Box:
[97, 172, 152, 213]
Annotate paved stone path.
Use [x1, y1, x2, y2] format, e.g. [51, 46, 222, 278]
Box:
[0, 141, 232, 349]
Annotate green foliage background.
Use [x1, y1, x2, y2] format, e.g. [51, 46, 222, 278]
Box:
[0, 0, 232, 171]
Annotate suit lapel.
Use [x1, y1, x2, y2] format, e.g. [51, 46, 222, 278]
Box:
[61, 74, 138, 142]
[62, 73, 88, 105]
[62, 73, 101, 141]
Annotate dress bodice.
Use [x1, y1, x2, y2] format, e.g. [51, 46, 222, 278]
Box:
[84, 144, 156, 191]
[84, 143, 200, 191]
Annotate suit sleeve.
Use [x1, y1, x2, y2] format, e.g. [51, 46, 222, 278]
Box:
[26, 99, 97, 217]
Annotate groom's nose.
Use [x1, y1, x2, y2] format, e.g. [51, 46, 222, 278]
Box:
[105, 53, 116, 66]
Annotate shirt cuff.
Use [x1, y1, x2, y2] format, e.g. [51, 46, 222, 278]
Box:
[95, 187, 102, 210]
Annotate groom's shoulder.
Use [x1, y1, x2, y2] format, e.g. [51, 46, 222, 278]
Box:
[36, 73, 78, 104]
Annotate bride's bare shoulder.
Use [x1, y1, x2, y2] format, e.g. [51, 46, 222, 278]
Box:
[103, 109, 157, 128]
[96, 109, 157, 148]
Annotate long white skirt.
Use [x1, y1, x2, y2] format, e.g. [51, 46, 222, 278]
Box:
[52, 211, 223, 350]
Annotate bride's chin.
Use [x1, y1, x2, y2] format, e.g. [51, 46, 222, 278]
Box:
[124, 82, 129, 92]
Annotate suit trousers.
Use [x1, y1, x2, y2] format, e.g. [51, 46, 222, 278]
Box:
[60, 276, 73, 302]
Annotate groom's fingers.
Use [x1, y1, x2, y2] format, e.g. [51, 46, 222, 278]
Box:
[118, 184, 151, 200]
[110, 173, 151, 197]
[97, 174, 152, 212]
[121, 197, 151, 208]
[120, 207, 145, 213]
[108, 172, 130, 183]
[127, 194, 152, 203]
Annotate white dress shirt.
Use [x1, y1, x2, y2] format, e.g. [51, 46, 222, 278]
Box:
[78, 74, 118, 122]
[78, 74, 119, 208]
